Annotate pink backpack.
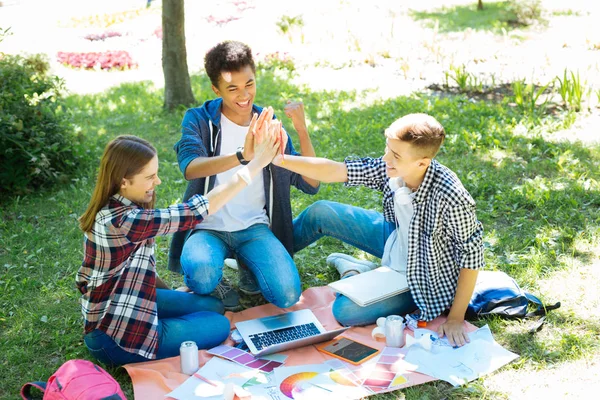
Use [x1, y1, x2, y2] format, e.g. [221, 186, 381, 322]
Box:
[21, 359, 126, 400]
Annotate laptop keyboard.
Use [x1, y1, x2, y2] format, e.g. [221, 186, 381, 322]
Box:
[248, 323, 321, 351]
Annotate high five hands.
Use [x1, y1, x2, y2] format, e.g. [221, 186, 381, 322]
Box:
[246, 106, 287, 168]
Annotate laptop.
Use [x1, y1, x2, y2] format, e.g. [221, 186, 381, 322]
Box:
[235, 309, 349, 356]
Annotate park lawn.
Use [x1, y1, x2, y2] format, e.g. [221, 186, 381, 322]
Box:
[1, 65, 600, 399]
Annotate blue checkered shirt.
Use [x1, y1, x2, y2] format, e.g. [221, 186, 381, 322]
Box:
[345, 157, 484, 321]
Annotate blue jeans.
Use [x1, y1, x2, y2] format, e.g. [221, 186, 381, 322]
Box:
[84, 289, 230, 366]
[180, 223, 301, 309]
[293, 200, 418, 326]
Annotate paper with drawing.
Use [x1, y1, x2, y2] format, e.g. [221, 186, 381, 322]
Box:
[403, 325, 518, 386]
[166, 357, 257, 400]
[272, 364, 371, 399]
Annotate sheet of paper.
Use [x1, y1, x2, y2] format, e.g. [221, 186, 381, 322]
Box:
[272, 364, 371, 399]
[166, 357, 258, 400]
[240, 371, 282, 400]
[404, 325, 518, 386]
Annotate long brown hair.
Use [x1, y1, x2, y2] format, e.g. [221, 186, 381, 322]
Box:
[79, 135, 157, 232]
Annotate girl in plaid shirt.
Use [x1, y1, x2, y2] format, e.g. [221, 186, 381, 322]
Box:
[276, 114, 484, 347]
[77, 109, 281, 365]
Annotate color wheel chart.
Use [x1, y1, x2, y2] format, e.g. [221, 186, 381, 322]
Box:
[208, 345, 283, 373]
[279, 372, 320, 399]
[359, 347, 410, 392]
[279, 367, 361, 399]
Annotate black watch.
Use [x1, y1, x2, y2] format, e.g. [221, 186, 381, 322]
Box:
[236, 147, 249, 165]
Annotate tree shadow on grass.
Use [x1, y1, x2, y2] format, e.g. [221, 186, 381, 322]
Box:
[409, 1, 521, 33]
[498, 312, 600, 364]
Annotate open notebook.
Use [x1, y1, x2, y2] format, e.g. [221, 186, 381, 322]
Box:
[328, 266, 409, 307]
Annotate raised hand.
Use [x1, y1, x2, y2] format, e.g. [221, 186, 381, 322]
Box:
[284, 100, 307, 135]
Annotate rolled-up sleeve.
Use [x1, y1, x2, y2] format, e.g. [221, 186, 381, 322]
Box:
[446, 203, 484, 270]
[110, 194, 209, 243]
[344, 156, 387, 192]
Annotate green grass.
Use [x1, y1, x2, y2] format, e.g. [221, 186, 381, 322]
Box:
[410, 1, 521, 33]
[1, 66, 600, 398]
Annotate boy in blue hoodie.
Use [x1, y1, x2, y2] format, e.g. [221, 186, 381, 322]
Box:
[169, 41, 319, 311]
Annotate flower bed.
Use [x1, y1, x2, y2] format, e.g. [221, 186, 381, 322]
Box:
[56, 51, 137, 70]
[84, 31, 122, 41]
[60, 8, 157, 29]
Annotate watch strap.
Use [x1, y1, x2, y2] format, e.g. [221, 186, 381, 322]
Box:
[236, 148, 249, 165]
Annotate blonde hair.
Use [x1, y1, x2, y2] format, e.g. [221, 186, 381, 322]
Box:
[79, 135, 157, 232]
[386, 113, 446, 158]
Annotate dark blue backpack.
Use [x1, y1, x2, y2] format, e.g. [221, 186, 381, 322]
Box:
[466, 271, 560, 330]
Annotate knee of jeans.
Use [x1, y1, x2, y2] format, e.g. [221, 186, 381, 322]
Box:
[202, 315, 231, 349]
[271, 286, 301, 309]
[305, 200, 334, 224]
[184, 274, 219, 295]
[181, 262, 221, 295]
[332, 296, 363, 327]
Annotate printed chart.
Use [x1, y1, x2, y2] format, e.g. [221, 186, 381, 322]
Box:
[279, 372, 320, 398]
[274, 364, 370, 400]
[358, 347, 411, 393]
[208, 344, 283, 373]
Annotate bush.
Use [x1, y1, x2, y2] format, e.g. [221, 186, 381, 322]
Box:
[0, 54, 82, 196]
[257, 51, 296, 72]
[507, 0, 544, 26]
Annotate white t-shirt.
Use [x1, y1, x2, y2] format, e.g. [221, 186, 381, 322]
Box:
[381, 177, 416, 273]
[195, 113, 269, 232]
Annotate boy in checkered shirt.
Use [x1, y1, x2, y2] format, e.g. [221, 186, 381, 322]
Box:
[275, 113, 484, 347]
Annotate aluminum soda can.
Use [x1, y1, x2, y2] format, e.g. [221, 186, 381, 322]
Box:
[180, 341, 199, 375]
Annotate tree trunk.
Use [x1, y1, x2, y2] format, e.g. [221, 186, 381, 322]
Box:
[162, 0, 195, 111]
[477, 0, 484, 10]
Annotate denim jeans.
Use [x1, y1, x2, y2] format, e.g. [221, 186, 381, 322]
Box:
[180, 223, 301, 309]
[293, 200, 418, 326]
[84, 289, 230, 366]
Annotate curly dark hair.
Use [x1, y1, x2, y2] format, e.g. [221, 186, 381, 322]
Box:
[204, 41, 256, 87]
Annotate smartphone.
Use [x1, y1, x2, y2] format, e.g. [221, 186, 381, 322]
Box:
[317, 337, 380, 365]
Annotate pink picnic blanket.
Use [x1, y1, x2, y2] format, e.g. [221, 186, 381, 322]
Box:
[123, 286, 475, 399]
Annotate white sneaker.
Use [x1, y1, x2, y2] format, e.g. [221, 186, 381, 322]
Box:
[326, 253, 378, 278]
[224, 258, 238, 270]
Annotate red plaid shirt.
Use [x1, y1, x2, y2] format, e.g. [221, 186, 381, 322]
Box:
[76, 194, 209, 359]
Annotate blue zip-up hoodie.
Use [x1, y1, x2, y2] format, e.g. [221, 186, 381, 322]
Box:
[168, 98, 319, 272]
